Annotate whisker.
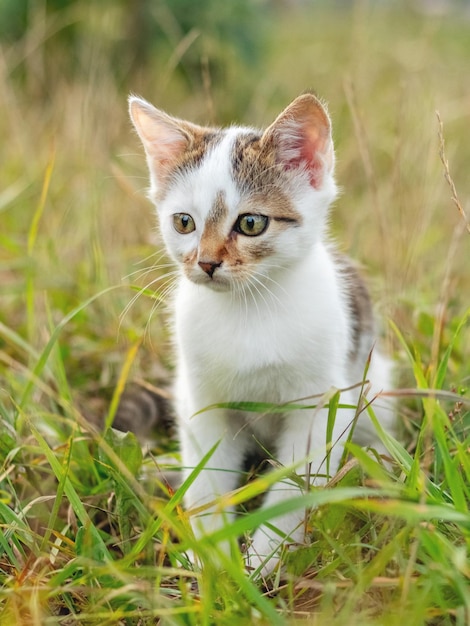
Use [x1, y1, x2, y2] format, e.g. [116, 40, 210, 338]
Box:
[249, 269, 288, 311]
[135, 248, 169, 267]
[119, 269, 180, 327]
[123, 249, 171, 277]
[144, 280, 178, 341]
[123, 262, 174, 282]
[246, 275, 279, 329]
[244, 278, 262, 324]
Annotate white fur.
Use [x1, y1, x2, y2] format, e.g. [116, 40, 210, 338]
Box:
[129, 95, 395, 577]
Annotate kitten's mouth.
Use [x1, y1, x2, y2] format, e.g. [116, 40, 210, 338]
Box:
[188, 270, 232, 291]
[200, 276, 232, 291]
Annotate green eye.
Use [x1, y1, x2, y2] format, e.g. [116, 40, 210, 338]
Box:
[173, 213, 195, 234]
[235, 214, 269, 237]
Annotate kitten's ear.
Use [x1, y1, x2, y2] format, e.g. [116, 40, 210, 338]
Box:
[128, 96, 191, 185]
[262, 94, 334, 189]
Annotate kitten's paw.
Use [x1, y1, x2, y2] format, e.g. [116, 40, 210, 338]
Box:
[245, 551, 280, 581]
[244, 535, 283, 580]
[246, 522, 306, 580]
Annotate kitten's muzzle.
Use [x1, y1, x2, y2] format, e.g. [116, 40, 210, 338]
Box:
[198, 260, 222, 278]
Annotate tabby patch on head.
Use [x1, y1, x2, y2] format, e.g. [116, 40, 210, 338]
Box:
[129, 94, 337, 292]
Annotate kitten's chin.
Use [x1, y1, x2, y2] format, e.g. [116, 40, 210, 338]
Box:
[186, 273, 233, 292]
[203, 281, 232, 293]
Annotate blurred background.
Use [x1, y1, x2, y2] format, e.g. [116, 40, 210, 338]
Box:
[1, 0, 469, 418]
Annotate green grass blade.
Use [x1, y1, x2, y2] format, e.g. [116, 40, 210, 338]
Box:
[0, 321, 40, 362]
[105, 338, 141, 430]
[0, 501, 32, 566]
[27, 419, 112, 563]
[122, 441, 222, 565]
[326, 389, 341, 478]
[390, 320, 428, 388]
[434, 308, 470, 389]
[39, 431, 74, 552]
[26, 149, 55, 348]
[351, 498, 470, 527]
[195, 486, 389, 549]
[432, 404, 468, 512]
[18, 285, 119, 411]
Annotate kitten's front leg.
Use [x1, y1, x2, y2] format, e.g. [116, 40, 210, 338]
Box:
[179, 408, 247, 563]
[247, 407, 351, 578]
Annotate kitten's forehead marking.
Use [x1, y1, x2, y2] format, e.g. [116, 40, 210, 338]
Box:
[207, 190, 229, 225]
[188, 129, 243, 217]
[199, 191, 230, 259]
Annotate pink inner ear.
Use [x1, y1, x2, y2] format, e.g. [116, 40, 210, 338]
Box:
[281, 124, 331, 189]
[130, 99, 190, 175]
[152, 134, 188, 170]
[265, 95, 333, 190]
[142, 124, 189, 173]
[282, 124, 329, 189]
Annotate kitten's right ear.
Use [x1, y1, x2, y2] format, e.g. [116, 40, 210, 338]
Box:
[262, 94, 334, 190]
[128, 96, 190, 184]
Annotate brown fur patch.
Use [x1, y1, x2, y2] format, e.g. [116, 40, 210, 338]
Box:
[241, 191, 302, 226]
[207, 191, 229, 226]
[175, 126, 223, 172]
[197, 192, 231, 265]
[244, 238, 275, 259]
[198, 235, 237, 268]
[335, 254, 374, 360]
[154, 127, 223, 203]
[232, 132, 278, 194]
[232, 134, 303, 225]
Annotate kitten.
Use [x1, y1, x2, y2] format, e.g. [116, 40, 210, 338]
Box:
[128, 93, 395, 577]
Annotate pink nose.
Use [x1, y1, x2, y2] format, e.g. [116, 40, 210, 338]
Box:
[198, 260, 222, 278]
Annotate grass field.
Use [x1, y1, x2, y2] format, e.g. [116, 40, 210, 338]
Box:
[1, 2, 470, 624]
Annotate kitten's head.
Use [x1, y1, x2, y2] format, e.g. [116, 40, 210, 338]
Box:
[129, 94, 337, 292]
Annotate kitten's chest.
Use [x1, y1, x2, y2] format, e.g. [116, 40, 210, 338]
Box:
[180, 305, 291, 380]
[173, 276, 343, 399]
[177, 286, 296, 365]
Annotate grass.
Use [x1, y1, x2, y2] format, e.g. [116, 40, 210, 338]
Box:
[1, 1, 470, 624]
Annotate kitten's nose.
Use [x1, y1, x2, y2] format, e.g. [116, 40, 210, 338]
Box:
[198, 260, 222, 278]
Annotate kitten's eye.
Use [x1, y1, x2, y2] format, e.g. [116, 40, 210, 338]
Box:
[173, 213, 195, 234]
[234, 214, 269, 237]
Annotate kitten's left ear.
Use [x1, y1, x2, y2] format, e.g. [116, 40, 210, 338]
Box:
[262, 94, 334, 189]
[128, 95, 195, 189]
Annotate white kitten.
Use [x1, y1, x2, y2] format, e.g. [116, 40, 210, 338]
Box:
[129, 93, 395, 577]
